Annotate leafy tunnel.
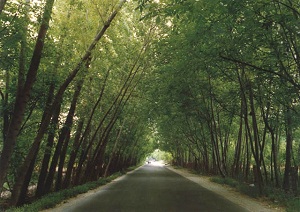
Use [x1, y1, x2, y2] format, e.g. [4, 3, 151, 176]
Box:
[0, 0, 299, 208]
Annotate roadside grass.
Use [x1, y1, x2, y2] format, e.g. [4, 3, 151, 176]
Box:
[6, 169, 133, 212]
[263, 186, 299, 212]
[210, 176, 299, 212]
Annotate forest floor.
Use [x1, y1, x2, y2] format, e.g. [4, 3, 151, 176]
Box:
[44, 163, 286, 212]
[167, 165, 285, 212]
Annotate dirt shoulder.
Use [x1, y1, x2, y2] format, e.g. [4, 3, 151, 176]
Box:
[41, 173, 132, 212]
[166, 166, 285, 212]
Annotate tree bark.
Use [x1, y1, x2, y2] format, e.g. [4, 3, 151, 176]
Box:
[16, 148, 39, 206]
[248, 81, 263, 193]
[62, 120, 84, 189]
[283, 106, 293, 191]
[104, 119, 126, 177]
[35, 84, 56, 197]
[11, 100, 62, 205]
[233, 101, 243, 177]
[0, 0, 55, 195]
[1, 66, 9, 141]
[7, 1, 127, 205]
[44, 75, 85, 194]
[0, 0, 7, 14]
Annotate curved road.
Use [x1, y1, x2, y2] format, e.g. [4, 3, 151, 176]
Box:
[56, 164, 248, 212]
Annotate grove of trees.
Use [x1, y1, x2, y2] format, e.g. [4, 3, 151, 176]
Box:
[0, 0, 156, 207]
[0, 0, 299, 208]
[144, 0, 300, 196]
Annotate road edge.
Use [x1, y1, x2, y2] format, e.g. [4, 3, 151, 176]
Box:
[41, 165, 144, 212]
[165, 165, 285, 212]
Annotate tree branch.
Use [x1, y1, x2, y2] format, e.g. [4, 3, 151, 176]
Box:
[219, 54, 300, 90]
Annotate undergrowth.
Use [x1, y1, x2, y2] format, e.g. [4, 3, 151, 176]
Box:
[6, 170, 127, 212]
[211, 176, 299, 212]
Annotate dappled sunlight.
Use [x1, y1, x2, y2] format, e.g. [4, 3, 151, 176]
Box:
[146, 149, 173, 165]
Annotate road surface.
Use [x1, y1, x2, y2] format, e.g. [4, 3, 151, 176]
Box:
[54, 164, 248, 212]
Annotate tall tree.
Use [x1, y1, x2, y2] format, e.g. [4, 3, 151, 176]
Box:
[0, 0, 55, 194]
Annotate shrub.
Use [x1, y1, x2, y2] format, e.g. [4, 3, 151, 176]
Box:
[210, 176, 239, 188]
[6, 170, 129, 212]
[286, 197, 300, 212]
[237, 184, 260, 198]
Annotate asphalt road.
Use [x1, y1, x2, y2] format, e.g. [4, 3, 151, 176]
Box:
[59, 164, 248, 212]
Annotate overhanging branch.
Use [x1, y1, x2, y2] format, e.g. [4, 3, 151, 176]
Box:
[219, 54, 300, 91]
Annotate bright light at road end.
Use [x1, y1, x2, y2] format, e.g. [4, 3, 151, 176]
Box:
[147, 160, 166, 167]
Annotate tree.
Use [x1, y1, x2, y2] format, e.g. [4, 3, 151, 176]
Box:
[142, 0, 300, 194]
[0, 0, 56, 195]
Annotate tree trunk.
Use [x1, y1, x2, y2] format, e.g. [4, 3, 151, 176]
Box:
[248, 83, 263, 193]
[1, 66, 10, 141]
[7, 1, 127, 205]
[0, 0, 55, 194]
[55, 78, 85, 191]
[261, 98, 280, 187]
[74, 59, 140, 183]
[208, 76, 225, 178]
[44, 75, 84, 194]
[283, 106, 293, 192]
[35, 84, 56, 197]
[0, 0, 7, 14]
[233, 104, 243, 177]
[11, 100, 62, 205]
[104, 119, 125, 177]
[62, 120, 84, 189]
[16, 148, 39, 206]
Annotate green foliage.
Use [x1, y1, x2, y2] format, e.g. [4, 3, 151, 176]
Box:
[210, 177, 239, 188]
[237, 184, 261, 199]
[286, 197, 300, 212]
[212, 176, 300, 211]
[211, 177, 261, 199]
[148, 149, 173, 162]
[263, 186, 300, 212]
[141, 0, 300, 200]
[1, 0, 300, 209]
[6, 171, 124, 212]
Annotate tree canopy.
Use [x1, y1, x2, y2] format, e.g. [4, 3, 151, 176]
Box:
[0, 0, 299, 208]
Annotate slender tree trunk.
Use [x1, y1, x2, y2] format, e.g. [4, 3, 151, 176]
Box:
[261, 97, 280, 187]
[11, 101, 62, 205]
[75, 60, 140, 183]
[62, 120, 84, 189]
[208, 76, 225, 178]
[86, 110, 120, 181]
[7, 1, 127, 205]
[283, 106, 293, 191]
[0, 0, 55, 194]
[271, 128, 280, 187]
[54, 56, 89, 190]
[2, 66, 10, 141]
[248, 82, 263, 193]
[233, 104, 243, 177]
[75, 67, 110, 155]
[104, 119, 125, 177]
[55, 133, 70, 191]
[94, 136, 110, 179]
[16, 148, 38, 206]
[260, 127, 268, 183]
[0, 0, 7, 14]
[35, 84, 56, 197]
[44, 77, 84, 194]
[55, 78, 85, 191]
